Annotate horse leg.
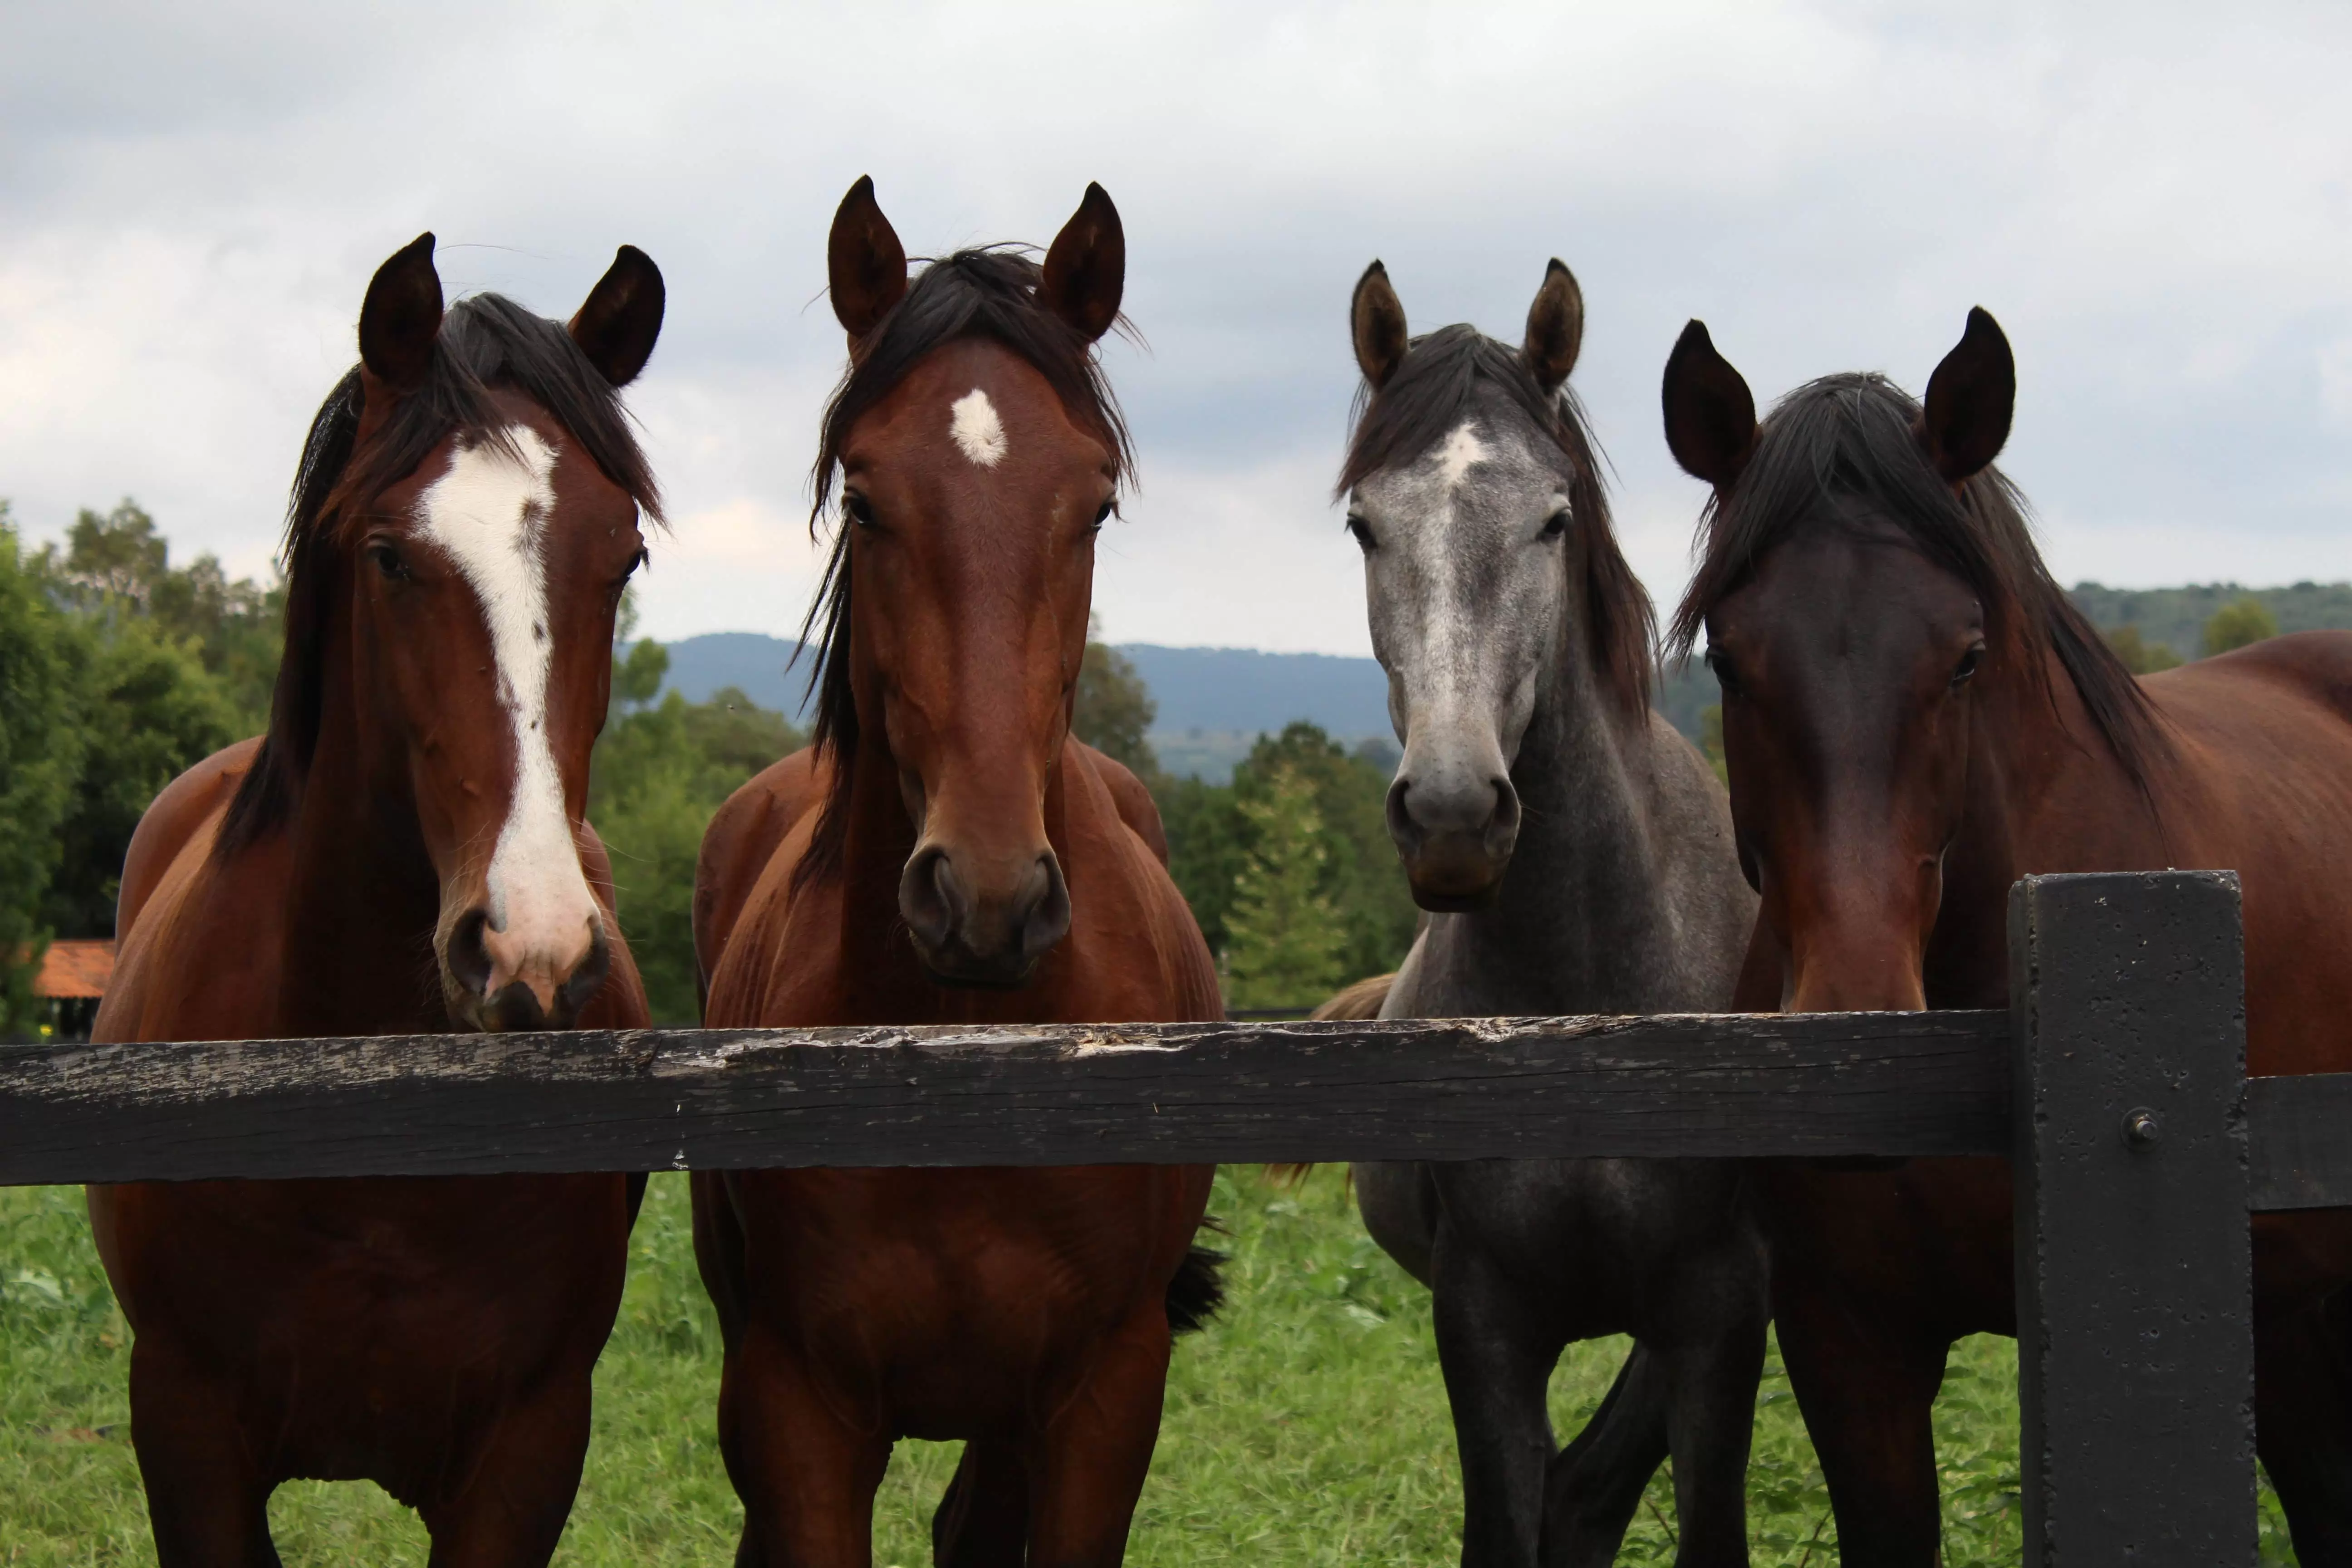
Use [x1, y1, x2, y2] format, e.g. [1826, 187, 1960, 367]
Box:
[1658, 1313, 1769, 1568]
[419, 1373, 593, 1568]
[1772, 1270, 1947, 1567]
[721, 1328, 892, 1568]
[931, 1438, 1029, 1568]
[1022, 1313, 1172, 1568]
[2256, 1290, 2352, 1566]
[1541, 1342, 1669, 1568]
[126, 1343, 281, 1568]
[1432, 1235, 1565, 1568]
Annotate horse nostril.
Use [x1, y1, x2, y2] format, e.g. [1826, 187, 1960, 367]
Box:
[899, 845, 964, 952]
[1490, 778, 1521, 839]
[1019, 853, 1072, 960]
[448, 908, 493, 999]
[1385, 777, 1422, 853]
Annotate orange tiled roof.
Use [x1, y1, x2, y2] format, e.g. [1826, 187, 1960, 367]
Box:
[33, 940, 115, 1000]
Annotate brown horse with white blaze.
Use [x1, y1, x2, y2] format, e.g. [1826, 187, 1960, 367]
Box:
[692, 177, 1222, 1568]
[89, 234, 665, 1566]
[1663, 308, 2352, 1565]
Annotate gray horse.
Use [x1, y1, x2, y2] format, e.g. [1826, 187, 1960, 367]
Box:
[1339, 259, 1764, 1568]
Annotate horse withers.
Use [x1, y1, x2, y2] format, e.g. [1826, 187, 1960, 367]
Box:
[89, 235, 665, 1566]
[691, 178, 1222, 1568]
[1665, 309, 2352, 1564]
[1338, 260, 1763, 1568]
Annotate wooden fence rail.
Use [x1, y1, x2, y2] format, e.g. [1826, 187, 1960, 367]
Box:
[0, 870, 2339, 1565]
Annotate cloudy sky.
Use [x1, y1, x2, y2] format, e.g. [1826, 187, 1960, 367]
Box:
[5, 1, 2349, 654]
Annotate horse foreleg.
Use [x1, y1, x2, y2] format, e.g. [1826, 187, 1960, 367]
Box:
[1541, 1342, 1669, 1568]
[1022, 1313, 1171, 1568]
[2255, 1289, 2352, 1567]
[1432, 1236, 1567, 1568]
[1772, 1268, 1947, 1568]
[126, 1341, 281, 1568]
[720, 1328, 891, 1568]
[1659, 1310, 1768, 1568]
[931, 1437, 1029, 1568]
[418, 1373, 593, 1568]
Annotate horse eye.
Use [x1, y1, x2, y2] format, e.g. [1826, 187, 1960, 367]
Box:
[1705, 646, 1740, 694]
[1540, 508, 1570, 541]
[1345, 516, 1375, 552]
[844, 493, 877, 528]
[1091, 499, 1113, 530]
[366, 541, 408, 582]
[1951, 645, 1985, 689]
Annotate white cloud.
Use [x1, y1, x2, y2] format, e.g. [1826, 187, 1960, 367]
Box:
[5, 0, 2351, 636]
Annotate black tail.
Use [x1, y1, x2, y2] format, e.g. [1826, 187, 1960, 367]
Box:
[1166, 1241, 1226, 1334]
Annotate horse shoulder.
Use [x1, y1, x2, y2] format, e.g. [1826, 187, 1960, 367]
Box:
[1072, 740, 1170, 864]
[694, 748, 826, 1000]
[115, 736, 264, 942]
[1059, 742, 1220, 1021]
[98, 806, 289, 1048]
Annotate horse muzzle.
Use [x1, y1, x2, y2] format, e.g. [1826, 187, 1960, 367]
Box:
[899, 843, 1072, 988]
[442, 904, 612, 1030]
[1387, 769, 1521, 911]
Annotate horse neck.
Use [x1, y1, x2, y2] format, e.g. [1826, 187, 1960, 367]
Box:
[1926, 632, 2159, 1007]
[273, 609, 447, 1037]
[1436, 639, 1689, 1014]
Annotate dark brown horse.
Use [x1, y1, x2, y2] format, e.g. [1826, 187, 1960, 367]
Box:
[1661, 308, 2352, 1564]
[89, 233, 666, 1566]
[692, 178, 1221, 1568]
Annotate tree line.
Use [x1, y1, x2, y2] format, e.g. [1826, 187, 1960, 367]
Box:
[22, 507, 2295, 1030]
[0, 507, 1419, 1029]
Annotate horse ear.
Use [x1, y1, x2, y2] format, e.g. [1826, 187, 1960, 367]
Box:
[1921, 307, 2015, 483]
[1661, 320, 1756, 492]
[1041, 182, 1125, 342]
[1351, 261, 1408, 390]
[828, 175, 908, 343]
[569, 245, 666, 387]
[358, 232, 443, 393]
[1520, 259, 1583, 392]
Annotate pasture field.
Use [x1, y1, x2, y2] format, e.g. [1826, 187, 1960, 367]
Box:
[0, 1170, 2298, 1564]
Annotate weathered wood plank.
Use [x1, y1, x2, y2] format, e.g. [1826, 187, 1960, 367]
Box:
[2248, 1072, 2352, 1213]
[0, 1012, 2008, 1184]
[2009, 870, 2256, 1568]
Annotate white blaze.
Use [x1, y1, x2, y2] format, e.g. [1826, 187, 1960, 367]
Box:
[949, 387, 1008, 467]
[416, 428, 598, 984]
[1434, 421, 1490, 490]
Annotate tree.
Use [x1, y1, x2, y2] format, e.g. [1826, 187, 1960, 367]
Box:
[1157, 720, 1417, 988]
[41, 617, 240, 938]
[2102, 625, 2183, 675]
[22, 502, 270, 939]
[589, 616, 805, 1025]
[0, 507, 86, 1030]
[2203, 597, 2279, 657]
[34, 500, 282, 733]
[1221, 763, 1347, 1009]
[1073, 622, 1160, 783]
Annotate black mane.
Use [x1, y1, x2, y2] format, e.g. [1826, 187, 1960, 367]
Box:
[793, 248, 1134, 894]
[217, 294, 661, 854]
[1337, 323, 1653, 719]
[1667, 371, 2163, 784]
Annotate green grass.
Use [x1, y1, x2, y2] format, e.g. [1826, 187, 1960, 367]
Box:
[0, 1173, 2301, 1563]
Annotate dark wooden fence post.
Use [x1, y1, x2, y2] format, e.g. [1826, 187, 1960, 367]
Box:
[2009, 870, 2254, 1565]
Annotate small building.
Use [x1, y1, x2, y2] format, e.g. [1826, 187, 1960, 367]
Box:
[31, 939, 113, 1041]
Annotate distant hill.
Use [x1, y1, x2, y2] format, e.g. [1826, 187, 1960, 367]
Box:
[646, 581, 2352, 781]
[647, 633, 1400, 782]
